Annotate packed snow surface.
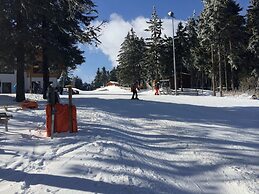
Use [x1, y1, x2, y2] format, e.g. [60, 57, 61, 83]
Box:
[0, 86, 259, 194]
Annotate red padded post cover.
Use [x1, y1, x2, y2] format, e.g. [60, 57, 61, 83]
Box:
[46, 104, 77, 137]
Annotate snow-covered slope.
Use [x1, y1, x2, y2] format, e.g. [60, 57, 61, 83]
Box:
[0, 86, 259, 194]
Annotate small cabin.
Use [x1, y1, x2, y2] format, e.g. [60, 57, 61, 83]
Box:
[106, 81, 120, 87]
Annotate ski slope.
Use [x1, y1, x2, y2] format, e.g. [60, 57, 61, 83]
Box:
[0, 86, 259, 194]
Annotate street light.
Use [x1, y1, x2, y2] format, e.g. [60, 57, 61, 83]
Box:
[168, 11, 177, 95]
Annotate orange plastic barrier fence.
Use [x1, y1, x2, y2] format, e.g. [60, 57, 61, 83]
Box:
[21, 100, 38, 109]
[46, 104, 78, 137]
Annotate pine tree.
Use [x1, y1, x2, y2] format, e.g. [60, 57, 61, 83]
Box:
[93, 68, 102, 88]
[174, 22, 190, 91]
[222, 0, 246, 91]
[144, 6, 163, 82]
[198, 0, 245, 96]
[247, 0, 259, 77]
[101, 67, 109, 86]
[36, 0, 100, 99]
[109, 67, 118, 82]
[159, 36, 173, 79]
[117, 28, 146, 85]
[0, 1, 15, 70]
[186, 15, 204, 89]
[0, 0, 100, 101]
[74, 76, 84, 89]
[198, 0, 217, 95]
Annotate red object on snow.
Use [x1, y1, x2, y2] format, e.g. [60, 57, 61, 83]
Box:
[155, 88, 159, 95]
[21, 100, 38, 109]
[45, 104, 78, 137]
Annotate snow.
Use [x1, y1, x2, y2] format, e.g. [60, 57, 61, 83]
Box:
[0, 86, 259, 194]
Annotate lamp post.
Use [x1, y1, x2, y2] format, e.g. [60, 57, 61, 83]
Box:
[168, 11, 177, 95]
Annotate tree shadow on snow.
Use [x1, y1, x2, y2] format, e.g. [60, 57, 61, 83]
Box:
[1, 96, 259, 194]
[74, 97, 259, 130]
[72, 97, 259, 193]
[0, 95, 17, 106]
[0, 168, 194, 194]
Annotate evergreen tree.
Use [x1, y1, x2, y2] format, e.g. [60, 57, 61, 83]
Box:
[0, 0, 38, 101]
[0, 0, 100, 101]
[186, 15, 202, 88]
[109, 67, 118, 82]
[159, 36, 173, 79]
[74, 76, 84, 89]
[193, 42, 212, 89]
[36, 0, 100, 99]
[218, 0, 246, 91]
[145, 6, 163, 82]
[93, 68, 102, 88]
[0, 1, 15, 70]
[92, 66, 110, 88]
[198, 0, 217, 95]
[247, 0, 259, 78]
[175, 22, 190, 90]
[198, 0, 245, 96]
[117, 28, 146, 85]
[101, 67, 109, 86]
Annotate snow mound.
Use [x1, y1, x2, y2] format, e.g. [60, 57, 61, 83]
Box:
[94, 85, 129, 93]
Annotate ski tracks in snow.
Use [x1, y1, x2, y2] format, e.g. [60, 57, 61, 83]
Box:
[1, 91, 259, 194]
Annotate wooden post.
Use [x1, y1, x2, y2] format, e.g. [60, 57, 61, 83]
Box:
[67, 85, 73, 133]
[30, 68, 32, 94]
[0, 113, 13, 132]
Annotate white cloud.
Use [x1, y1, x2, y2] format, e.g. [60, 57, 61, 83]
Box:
[93, 13, 184, 67]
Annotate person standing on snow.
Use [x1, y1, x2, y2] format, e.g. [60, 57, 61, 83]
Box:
[155, 81, 160, 95]
[131, 81, 139, 100]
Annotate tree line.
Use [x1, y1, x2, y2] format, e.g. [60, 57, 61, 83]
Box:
[72, 66, 117, 90]
[91, 67, 117, 88]
[109, 0, 259, 96]
[0, 0, 100, 101]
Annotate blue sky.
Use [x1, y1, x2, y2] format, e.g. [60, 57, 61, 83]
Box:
[74, 0, 249, 83]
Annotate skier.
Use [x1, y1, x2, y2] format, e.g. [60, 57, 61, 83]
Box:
[131, 81, 139, 100]
[155, 81, 160, 95]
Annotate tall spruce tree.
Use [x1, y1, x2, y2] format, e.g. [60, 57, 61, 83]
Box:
[0, 0, 100, 101]
[175, 22, 190, 91]
[117, 28, 146, 85]
[159, 36, 173, 80]
[92, 68, 102, 88]
[189, 11, 211, 90]
[0, 1, 15, 70]
[199, 0, 217, 95]
[0, 0, 38, 101]
[36, 0, 100, 99]
[186, 15, 202, 88]
[222, 0, 245, 91]
[247, 0, 259, 78]
[198, 0, 245, 96]
[145, 6, 163, 82]
[101, 67, 109, 86]
[209, 0, 227, 96]
[109, 67, 118, 82]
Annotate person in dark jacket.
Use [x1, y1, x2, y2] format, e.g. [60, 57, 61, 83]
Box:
[131, 81, 139, 100]
[47, 84, 60, 104]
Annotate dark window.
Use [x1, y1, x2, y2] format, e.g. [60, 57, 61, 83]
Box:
[2, 82, 12, 93]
